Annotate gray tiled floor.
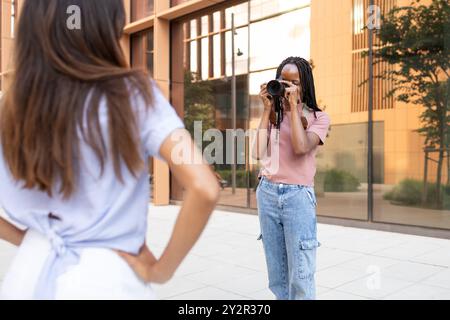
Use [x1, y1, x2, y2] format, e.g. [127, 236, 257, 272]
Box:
[1, 205, 450, 300]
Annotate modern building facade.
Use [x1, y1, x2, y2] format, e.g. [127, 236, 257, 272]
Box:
[1, 0, 448, 237]
[0, 0, 17, 91]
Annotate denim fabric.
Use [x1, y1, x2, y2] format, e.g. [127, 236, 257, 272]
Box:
[256, 176, 321, 300]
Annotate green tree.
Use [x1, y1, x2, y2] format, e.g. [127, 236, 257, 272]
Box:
[374, 0, 450, 208]
[183, 70, 215, 146]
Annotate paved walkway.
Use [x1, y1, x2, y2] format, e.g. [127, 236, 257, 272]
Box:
[1, 205, 450, 300]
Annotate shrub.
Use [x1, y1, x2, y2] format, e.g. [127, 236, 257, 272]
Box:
[323, 169, 360, 192]
[215, 169, 259, 189]
[383, 179, 450, 209]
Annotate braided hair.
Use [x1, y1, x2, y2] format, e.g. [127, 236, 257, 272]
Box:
[275, 56, 322, 117]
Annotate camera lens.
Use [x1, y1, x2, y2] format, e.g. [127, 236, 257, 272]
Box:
[267, 80, 285, 97]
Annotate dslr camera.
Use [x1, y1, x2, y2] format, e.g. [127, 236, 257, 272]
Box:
[266, 79, 290, 97]
[266, 79, 290, 130]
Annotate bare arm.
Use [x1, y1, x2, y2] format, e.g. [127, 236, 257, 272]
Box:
[289, 108, 320, 155]
[251, 110, 272, 160]
[119, 129, 220, 283]
[0, 217, 26, 246]
[251, 83, 273, 160]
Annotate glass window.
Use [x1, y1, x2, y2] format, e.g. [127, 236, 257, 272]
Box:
[315, 123, 369, 220]
[249, 7, 310, 72]
[250, 0, 310, 21]
[225, 27, 249, 77]
[201, 15, 209, 36]
[131, 29, 154, 76]
[11, 0, 16, 38]
[225, 3, 249, 29]
[190, 41, 198, 75]
[213, 11, 222, 33]
[353, 0, 365, 34]
[171, 0, 188, 6]
[147, 29, 154, 52]
[169, 0, 450, 234]
[201, 37, 209, 80]
[190, 19, 198, 39]
[148, 30, 154, 76]
[213, 34, 222, 78]
[131, 0, 154, 21]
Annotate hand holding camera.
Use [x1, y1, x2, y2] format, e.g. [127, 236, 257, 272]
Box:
[259, 83, 273, 113]
[279, 80, 301, 110]
[260, 79, 308, 130]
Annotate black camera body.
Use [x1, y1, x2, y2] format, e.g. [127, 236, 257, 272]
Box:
[266, 79, 289, 130]
[267, 80, 289, 97]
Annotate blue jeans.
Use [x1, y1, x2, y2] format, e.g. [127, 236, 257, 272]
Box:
[256, 176, 321, 300]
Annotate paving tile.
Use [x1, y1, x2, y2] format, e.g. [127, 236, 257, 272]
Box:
[1, 205, 449, 300]
[409, 251, 450, 268]
[185, 264, 258, 286]
[153, 277, 206, 300]
[383, 283, 450, 300]
[317, 248, 363, 270]
[318, 290, 371, 300]
[336, 275, 414, 299]
[168, 286, 249, 300]
[247, 289, 275, 300]
[373, 242, 443, 260]
[339, 255, 399, 272]
[422, 269, 450, 290]
[316, 266, 368, 289]
[380, 261, 445, 282]
[213, 272, 269, 296]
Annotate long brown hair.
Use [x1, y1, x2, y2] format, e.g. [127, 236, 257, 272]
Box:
[0, 0, 153, 199]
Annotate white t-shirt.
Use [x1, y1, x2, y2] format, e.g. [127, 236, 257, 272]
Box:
[0, 79, 185, 299]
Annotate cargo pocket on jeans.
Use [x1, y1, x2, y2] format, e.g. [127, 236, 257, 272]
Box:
[298, 239, 321, 279]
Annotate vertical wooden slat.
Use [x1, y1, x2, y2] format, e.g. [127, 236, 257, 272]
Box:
[359, 53, 362, 112]
[356, 53, 360, 112]
[196, 18, 201, 77]
[352, 55, 355, 112]
[361, 53, 364, 112]
[220, 9, 226, 77]
[208, 13, 213, 79]
[363, 52, 366, 112]
[375, 59, 382, 109]
[379, 59, 383, 110]
[185, 22, 190, 71]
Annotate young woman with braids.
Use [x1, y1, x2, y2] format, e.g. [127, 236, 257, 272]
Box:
[251, 57, 331, 300]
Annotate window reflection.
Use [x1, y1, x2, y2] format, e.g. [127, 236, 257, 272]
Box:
[315, 123, 370, 220]
[190, 41, 198, 75]
[201, 37, 209, 80]
[190, 19, 198, 39]
[131, 0, 154, 21]
[250, 0, 310, 21]
[225, 27, 249, 77]
[201, 15, 209, 36]
[213, 34, 222, 78]
[213, 11, 222, 32]
[353, 0, 365, 34]
[249, 8, 310, 71]
[175, 3, 311, 209]
[131, 29, 154, 76]
[170, 0, 449, 232]
[225, 3, 249, 29]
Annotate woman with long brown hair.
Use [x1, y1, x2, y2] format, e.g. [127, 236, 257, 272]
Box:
[0, 0, 219, 299]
